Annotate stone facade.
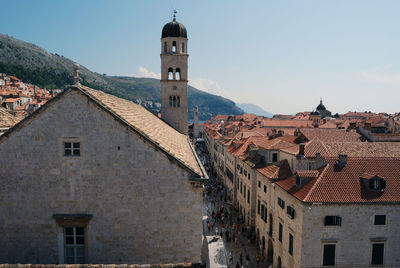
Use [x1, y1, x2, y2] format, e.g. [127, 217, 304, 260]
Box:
[0, 90, 203, 264]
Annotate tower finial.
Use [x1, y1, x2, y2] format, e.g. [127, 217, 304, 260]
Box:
[320, 98, 323, 104]
[73, 63, 81, 85]
[173, 9, 177, 21]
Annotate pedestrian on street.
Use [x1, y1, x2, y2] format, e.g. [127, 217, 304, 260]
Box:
[239, 253, 243, 265]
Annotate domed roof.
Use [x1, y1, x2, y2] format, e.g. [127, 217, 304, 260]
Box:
[316, 99, 326, 111]
[310, 110, 320, 116]
[162, 17, 187, 38]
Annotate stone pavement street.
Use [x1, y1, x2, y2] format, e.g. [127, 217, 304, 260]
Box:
[203, 197, 271, 268]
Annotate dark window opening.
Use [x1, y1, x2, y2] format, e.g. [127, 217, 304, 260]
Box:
[257, 200, 260, 215]
[182, 42, 185, 53]
[278, 223, 283, 242]
[264, 185, 267, 193]
[164, 42, 167, 53]
[272, 153, 278, 162]
[325, 216, 342, 226]
[64, 142, 80, 156]
[374, 215, 386, 225]
[288, 233, 293, 255]
[286, 206, 295, 219]
[323, 244, 335, 266]
[278, 197, 285, 209]
[371, 243, 384, 265]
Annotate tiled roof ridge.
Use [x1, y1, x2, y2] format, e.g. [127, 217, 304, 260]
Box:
[303, 163, 329, 202]
[77, 86, 204, 178]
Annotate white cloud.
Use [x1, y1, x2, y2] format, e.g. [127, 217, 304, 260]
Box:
[189, 78, 224, 96]
[359, 65, 400, 84]
[136, 66, 161, 79]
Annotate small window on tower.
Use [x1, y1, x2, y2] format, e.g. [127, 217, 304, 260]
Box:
[164, 42, 167, 53]
[172, 41, 177, 53]
[172, 96, 176, 107]
[182, 42, 185, 53]
[169, 96, 173, 107]
[177, 96, 180, 107]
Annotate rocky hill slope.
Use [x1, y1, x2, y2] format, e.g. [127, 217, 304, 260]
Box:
[0, 33, 243, 121]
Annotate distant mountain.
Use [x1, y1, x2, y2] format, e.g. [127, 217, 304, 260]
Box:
[237, 103, 273, 118]
[0, 33, 243, 121]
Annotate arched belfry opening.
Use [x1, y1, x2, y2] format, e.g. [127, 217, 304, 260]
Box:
[175, 68, 181, 80]
[160, 11, 188, 134]
[172, 41, 177, 53]
[168, 68, 174, 80]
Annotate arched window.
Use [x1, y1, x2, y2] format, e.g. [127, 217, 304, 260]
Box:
[182, 42, 185, 53]
[169, 96, 173, 107]
[172, 41, 177, 53]
[175, 68, 181, 80]
[173, 96, 176, 107]
[177, 96, 180, 107]
[168, 68, 173, 80]
[164, 42, 167, 53]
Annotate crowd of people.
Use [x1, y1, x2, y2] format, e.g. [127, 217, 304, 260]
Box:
[194, 139, 271, 268]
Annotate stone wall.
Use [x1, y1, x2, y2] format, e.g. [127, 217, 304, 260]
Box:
[302, 203, 400, 267]
[0, 90, 202, 264]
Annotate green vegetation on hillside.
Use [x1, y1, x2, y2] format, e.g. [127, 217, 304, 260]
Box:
[0, 33, 243, 121]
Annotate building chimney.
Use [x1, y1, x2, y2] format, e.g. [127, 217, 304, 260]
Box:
[298, 143, 305, 157]
[338, 154, 347, 166]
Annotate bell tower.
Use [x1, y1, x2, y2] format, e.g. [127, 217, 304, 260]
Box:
[160, 11, 188, 134]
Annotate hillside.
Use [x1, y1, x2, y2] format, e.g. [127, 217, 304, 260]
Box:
[0, 33, 243, 121]
[237, 103, 273, 118]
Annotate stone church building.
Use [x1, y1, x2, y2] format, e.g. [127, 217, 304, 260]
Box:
[0, 17, 206, 265]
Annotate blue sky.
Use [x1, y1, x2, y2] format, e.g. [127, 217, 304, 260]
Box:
[1, 0, 400, 114]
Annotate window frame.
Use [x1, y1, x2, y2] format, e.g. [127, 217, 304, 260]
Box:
[374, 215, 386, 226]
[322, 244, 336, 266]
[288, 233, 294, 256]
[371, 243, 384, 265]
[64, 226, 85, 264]
[62, 139, 81, 157]
[324, 216, 342, 226]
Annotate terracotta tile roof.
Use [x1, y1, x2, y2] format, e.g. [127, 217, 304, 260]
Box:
[296, 170, 319, 178]
[277, 157, 400, 203]
[0, 106, 20, 128]
[304, 140, 400, 158]
[262, 119, 313, 128]
[318, 120, 337, 129]
[257, 159, 292, 179]
[300, 128, 362, 142]
[79, 86, 204, 177]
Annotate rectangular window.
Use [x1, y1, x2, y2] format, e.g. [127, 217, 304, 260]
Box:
[257, 200, 260, 215]
[240, 181, 242, 194]
[244, 185, 246, 198]
[261, 204, 265, 220]
[263, 206, 268, 223]
[248, 173, 250, 180]
[247, 190, 250, 203]
[288, 233, 293, 255]
[244, 170, 247, 176]
[323, 244, 336, 266]
[278, 197, 285, 209]
[273, 153, 278, 162]
[374, 215, 386, 225]
[371, 243, 384, 265]
[325, 216, 342, 226]
[264, 185, 267, 193]
[287, 206, 296, 219]
[64, 227, 85, 264]
[258, 181, 261, 188]
[278, 223, 283, 242]
[64, 142, 80, 156]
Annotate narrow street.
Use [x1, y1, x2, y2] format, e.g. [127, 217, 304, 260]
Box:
[194, 139, 271, 268]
